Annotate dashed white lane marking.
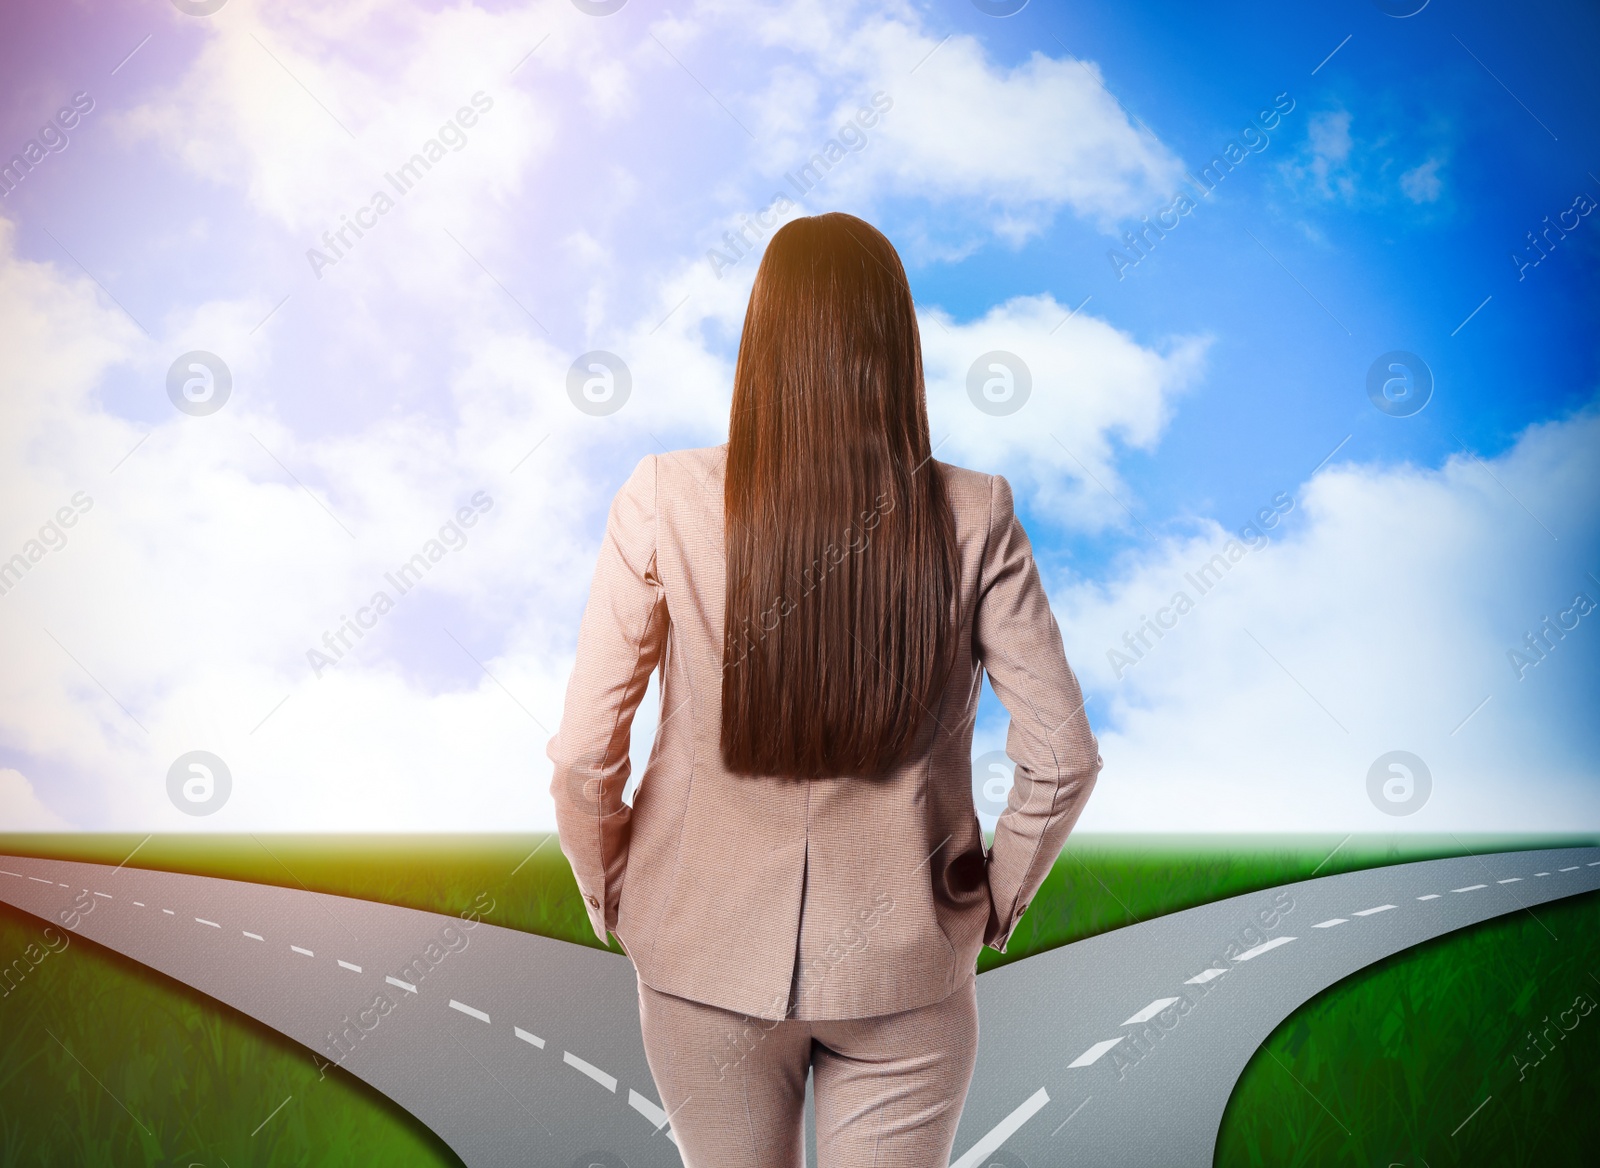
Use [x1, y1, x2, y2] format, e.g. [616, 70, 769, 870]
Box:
[27, 876, 53, 884]
[1417, 894, 1441, 901]
[449, 1000, 490, 1024]
[290, 945, 314, 957]
[1589, 861, 1600, 867]
[1354, 904, 1397, 917]
[628, 1088, 669, 1129]
[195, 918, 221, 928]
[1122, 997, 1180, 1025]
[0, 870, 22, 878]
[1536, 872, 1551, 877]
[950, 1086, 1050, 1168]
[1452, 884, 1487, 893]
[243, 931, 264, 941]
[1235, 936, 1297, 962]
[1068, 1037, 1125, 1068]
[93, 891, 111, 899]
[337, 960, 363, 973]
[513, 1026, 546, 1049]
[1498, 878, 1522, 884]
[1559, 866, 1580, 872]
[1185, 968, 1227, 985]
[57, 883, 67, 887]
[386, 976, 418, 994]
[133, 901, 146, 907]
[563, 1050, 617, 1092]
[162, 909, 175, 915]
[1313, 918, 1347, 928]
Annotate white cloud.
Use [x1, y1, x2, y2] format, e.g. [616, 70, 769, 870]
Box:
[851, 44, 1182, 240]
[0, 768, 73, 831]
[920, 293, 1211, 529]
[699, 0, 1185, 242]
[1400, 155, 1444, 203]
[1286, 107, 1357, 203]
[116, 0, 1180, 297]
[4, 0, 1580, 841]
[0, 211, 614, 831]
[1281, 106, 1450, 214]
[1042, 399, 1600, 832]
[0, 203, 1205, 833]
[114, 1, 566, 236]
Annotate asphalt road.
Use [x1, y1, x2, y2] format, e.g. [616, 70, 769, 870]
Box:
[951, 844, 1600, 1167]
[0, 853, 679, 1167]
[2, 845, 1596, 1167]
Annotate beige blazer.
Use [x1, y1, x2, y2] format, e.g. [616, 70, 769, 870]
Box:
[549, 444, 1102, 1021]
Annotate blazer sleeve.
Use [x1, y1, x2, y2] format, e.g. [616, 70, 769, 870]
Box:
[548, 453, 669, 945]
[973, 472, 1103, 953]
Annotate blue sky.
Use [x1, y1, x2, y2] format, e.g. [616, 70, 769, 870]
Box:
[0, 0, 1595, 833]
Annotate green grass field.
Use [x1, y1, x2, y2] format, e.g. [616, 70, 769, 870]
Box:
[0, 832, 1595, 1165]
[1218, 887, 1600, 1167]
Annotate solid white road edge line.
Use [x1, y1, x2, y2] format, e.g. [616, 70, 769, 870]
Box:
[950, 1086, 1051, 1168]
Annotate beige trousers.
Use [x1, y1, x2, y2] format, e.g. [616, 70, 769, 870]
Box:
[636, 974, 979, 1167]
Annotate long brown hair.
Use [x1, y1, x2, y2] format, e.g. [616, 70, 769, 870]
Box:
[721, 212, 959, 779]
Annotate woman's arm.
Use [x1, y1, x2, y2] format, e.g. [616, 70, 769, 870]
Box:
[973, 472, 1103, 953]
[548, 453, 669, 945]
